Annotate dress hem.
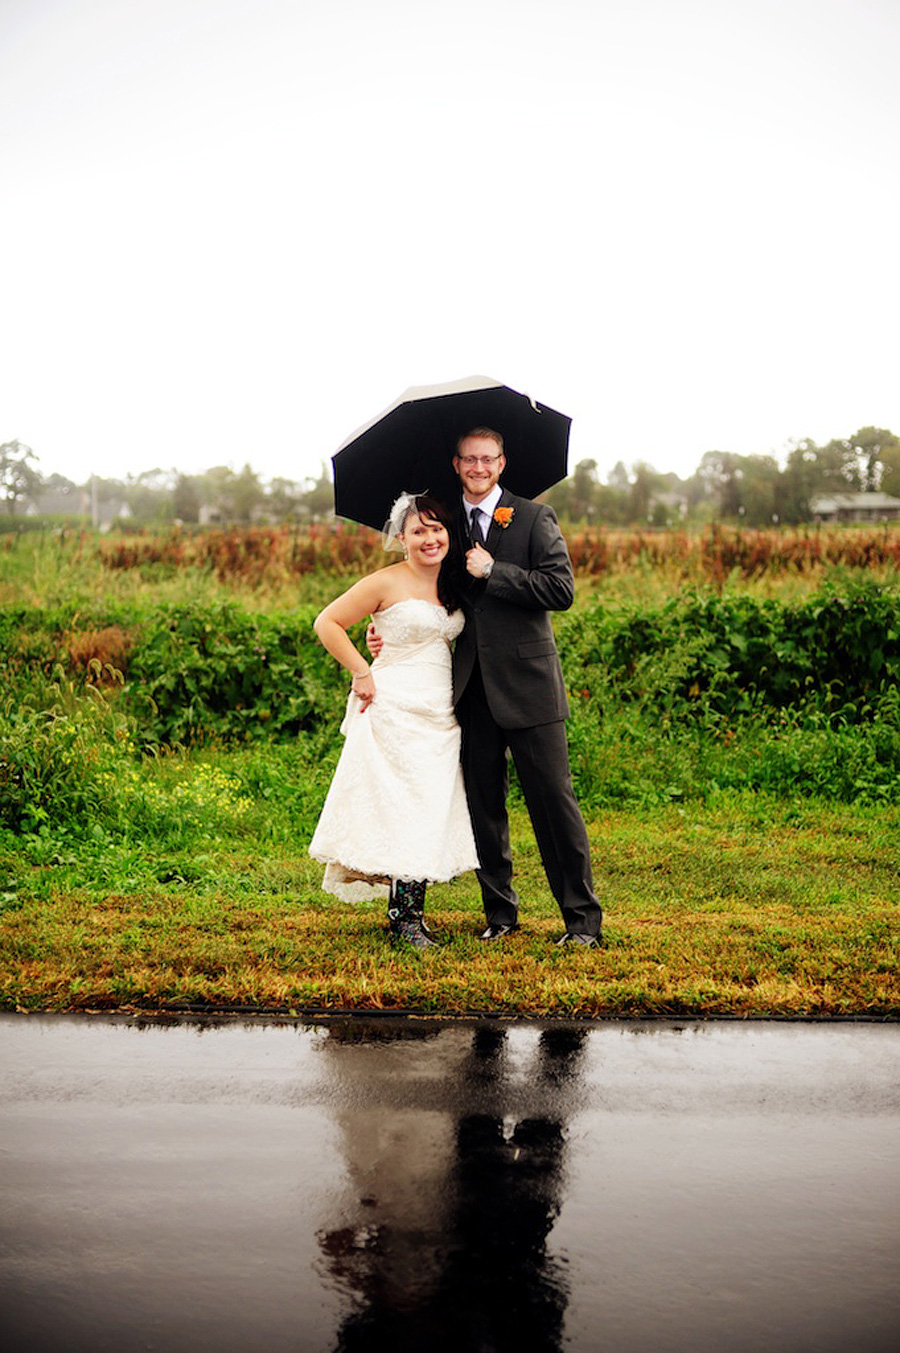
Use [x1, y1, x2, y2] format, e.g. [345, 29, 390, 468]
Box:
[312, 855, 478, 903]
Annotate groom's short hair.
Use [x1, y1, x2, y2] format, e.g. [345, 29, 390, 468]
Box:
[456, 427, 504, 454]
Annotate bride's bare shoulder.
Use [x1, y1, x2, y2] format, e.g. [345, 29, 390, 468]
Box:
[371, 562, 415, 611]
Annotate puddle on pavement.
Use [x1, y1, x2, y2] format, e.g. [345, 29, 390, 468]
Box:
[2, 1015, 899, 1352]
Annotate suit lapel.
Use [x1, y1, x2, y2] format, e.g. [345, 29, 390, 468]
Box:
[484, 489, 514, 554]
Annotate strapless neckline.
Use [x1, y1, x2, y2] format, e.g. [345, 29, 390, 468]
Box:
[375, 598, 445, 616]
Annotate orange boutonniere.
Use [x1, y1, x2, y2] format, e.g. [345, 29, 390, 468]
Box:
[493, 506, 515, 529]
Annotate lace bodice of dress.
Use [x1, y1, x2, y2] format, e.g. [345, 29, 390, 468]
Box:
[371, 599, 464, 653]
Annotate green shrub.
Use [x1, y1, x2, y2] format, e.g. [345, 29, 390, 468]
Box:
[4, 580, 900, 819]
[123, 601, 350, 745]
[557, 577, 900, 721]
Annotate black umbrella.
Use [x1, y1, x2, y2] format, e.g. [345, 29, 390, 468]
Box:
[331, 376, 571, 530]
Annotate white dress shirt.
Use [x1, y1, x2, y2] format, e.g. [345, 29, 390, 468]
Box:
[464, 485, 503, 541]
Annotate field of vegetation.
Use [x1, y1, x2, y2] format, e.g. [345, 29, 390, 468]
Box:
[2, 522, 899, 1018]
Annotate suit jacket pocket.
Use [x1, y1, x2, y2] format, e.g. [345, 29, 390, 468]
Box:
[517, 638, 557, 659]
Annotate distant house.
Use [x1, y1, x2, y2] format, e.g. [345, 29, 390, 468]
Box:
[25, 487, 90, 517]
[25, 488, 132, 530]
[94, 498, 132, 531]
[809, 492, 900, 523]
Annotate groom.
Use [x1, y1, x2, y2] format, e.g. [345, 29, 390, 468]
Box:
[451, 428, 603, 947]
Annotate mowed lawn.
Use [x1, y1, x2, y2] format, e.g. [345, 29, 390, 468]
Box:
[3, 796, 897, 1018]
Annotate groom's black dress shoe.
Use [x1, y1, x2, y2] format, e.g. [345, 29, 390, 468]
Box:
[479, 922, 521, 941]
[555, 931, 601, 948]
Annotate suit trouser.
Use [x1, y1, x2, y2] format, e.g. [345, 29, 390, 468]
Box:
[457, 666, 603, 936]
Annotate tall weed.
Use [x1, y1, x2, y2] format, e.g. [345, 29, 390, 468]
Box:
[0, 675, 129, 835]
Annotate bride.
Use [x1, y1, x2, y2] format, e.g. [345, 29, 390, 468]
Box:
[308, 493, 479, 948]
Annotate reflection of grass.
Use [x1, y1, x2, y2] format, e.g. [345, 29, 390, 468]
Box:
[3, 796, 897, 1017]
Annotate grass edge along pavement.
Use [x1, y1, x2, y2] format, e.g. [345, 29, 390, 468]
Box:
[3, 797, 899, 1019]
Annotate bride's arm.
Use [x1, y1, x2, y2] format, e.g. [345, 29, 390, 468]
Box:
[313, 572, 390, 709]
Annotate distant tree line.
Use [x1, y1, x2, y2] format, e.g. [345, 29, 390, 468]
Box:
[0, 451, 334, 528]
[2, 425, 899, 529]
[545, 426, 900, 527]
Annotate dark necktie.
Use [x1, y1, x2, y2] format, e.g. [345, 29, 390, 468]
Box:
[470, 509, 486, 545]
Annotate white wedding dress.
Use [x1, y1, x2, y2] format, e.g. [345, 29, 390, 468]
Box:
[308, 599, 479, 901]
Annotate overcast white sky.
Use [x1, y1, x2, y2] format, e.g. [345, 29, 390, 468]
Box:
[2, 0, 898, 489]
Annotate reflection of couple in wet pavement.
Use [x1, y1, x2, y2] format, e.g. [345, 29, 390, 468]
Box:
[317, 1022, 588, 1352]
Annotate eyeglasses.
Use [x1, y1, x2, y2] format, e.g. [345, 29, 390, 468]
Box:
[458, 454, 502, 467]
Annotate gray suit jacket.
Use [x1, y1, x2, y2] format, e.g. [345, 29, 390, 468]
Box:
[452, 489, 574, 730]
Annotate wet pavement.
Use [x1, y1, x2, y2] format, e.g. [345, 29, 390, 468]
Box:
[1, 1014, 899, 1353]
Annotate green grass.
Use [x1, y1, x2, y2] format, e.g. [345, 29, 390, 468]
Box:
[2, 526, 899, 1018]
[2, 793, 897, 1017]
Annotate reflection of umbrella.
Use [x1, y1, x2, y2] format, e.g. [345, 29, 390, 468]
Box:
[331, 376, 571, 530]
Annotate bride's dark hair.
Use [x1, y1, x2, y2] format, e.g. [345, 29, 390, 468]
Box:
[406, 494, 464, 614]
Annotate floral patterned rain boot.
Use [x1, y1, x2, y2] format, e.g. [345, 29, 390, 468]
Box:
[388, 879, 438, 949]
